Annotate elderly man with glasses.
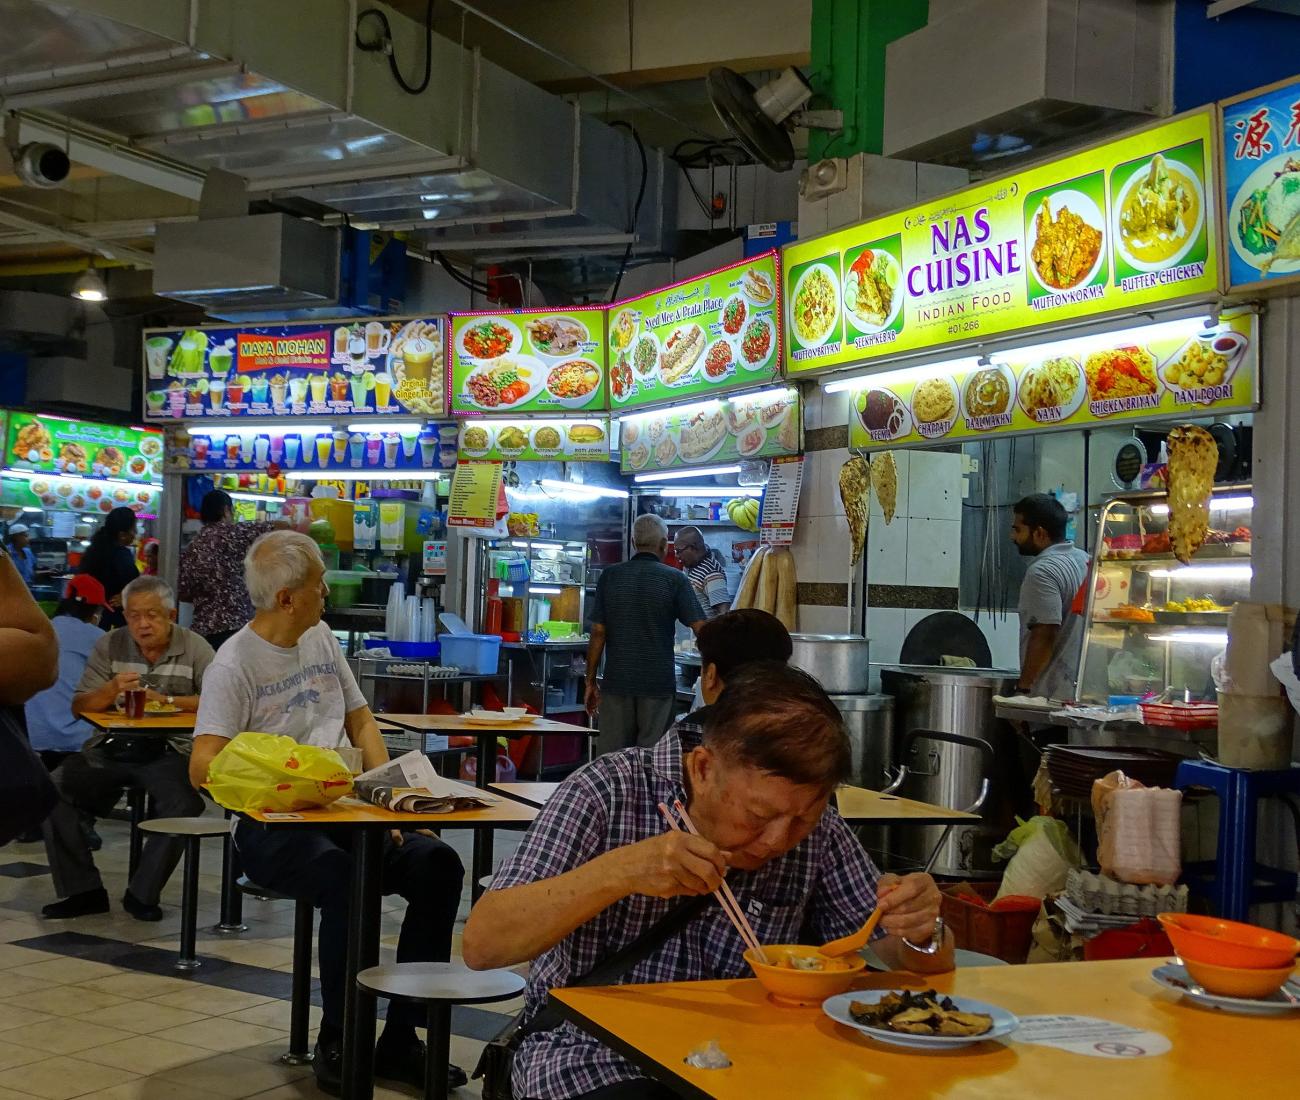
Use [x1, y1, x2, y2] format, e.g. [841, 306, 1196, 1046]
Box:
[40, 576, 215, 921]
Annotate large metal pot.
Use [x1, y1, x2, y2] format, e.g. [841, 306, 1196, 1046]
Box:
[789, 633, 870, 695]
[829, 693, 895, 861]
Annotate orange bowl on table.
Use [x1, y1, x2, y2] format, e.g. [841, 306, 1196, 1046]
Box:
[1182, 958, 1298, 999]
[743, 945, 865, 1006]
[1157, 913, 1300, 969]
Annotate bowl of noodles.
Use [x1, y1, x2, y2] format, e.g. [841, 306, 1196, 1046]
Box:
[790, 263, 840, 348]
[744, 945, 865, 1006]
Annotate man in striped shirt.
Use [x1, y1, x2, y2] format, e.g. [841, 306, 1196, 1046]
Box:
[673, 526, 731, 619]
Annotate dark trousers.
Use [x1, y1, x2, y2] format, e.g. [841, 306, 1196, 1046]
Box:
[234, 821, 464, 1031]
[563, 1082, 682, 1100]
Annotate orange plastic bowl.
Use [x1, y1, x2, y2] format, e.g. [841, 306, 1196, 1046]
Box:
[1183, 958, 1297, 1000]
[1158, 913, 1300, 969]
[743, 945, 865, 1006]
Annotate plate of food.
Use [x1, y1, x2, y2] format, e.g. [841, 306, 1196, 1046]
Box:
[458, 317, 521, 362]
[610, 308, 639, 354]
[462, 356, 544, 411]
[525, 315, 588, 360]
[610, 353, 635, 404]
[1159, 331, 1246, 394]
[758, 391, 794, 429]
[625, 440, 651, 470]
[738, 314, 776, 371]
[460, 423, 493, 458]
[545, 358, 602, 408]
[114, 701, 182, 717]
[823, 989, 1019, 1050]
[565, 422, 607, 449]
[911, 376, 959, 437]
[1114, 153, 1205, 274]
[1027, 190, 1105, 291]
[790, 262, 840, 349]
[465, 708, 535, 725]
[962, 363, 1017, 423]
[387, 319, 445, 415]
[741, 267, 776, 306]
[843, 248, 902, 332]
[702, 339, 735, 383]
[631, 333, 659, 379]
[855, 389, 911, 441]
[720, 295, 748, 337]
[126, 454, 150, 479]
[1230, 155, 1300, 276]
[493, 424, 530, 457]
[653, 433, 679, 467]
[736, 424, 768, 458]
[1084, 346, 1160, 406]
[726, 400, 760, 435]
[659, 324, 706, 387]
[678, 408, 728, 465]
[1019, 356, 1085, 422]
[138, 435, 163, 458]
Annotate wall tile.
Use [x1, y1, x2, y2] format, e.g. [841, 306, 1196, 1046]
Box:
[797, 604, 853, 634]
[905, 517, 961, 587]
[866, 607, 906, 665]
[906, 450, 963, 521]
[866, 513, 908, 586]
[805, 447, 849, 519]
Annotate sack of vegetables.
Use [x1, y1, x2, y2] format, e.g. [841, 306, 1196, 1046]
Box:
[206, 732, 353, 814]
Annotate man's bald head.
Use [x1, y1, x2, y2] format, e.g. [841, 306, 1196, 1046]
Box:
[674, 525, 708, 568]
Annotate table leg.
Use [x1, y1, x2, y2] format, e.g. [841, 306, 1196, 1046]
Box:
[176, 837, 201, 972]
[472, 826, 495, 903]
[426, 1002, 451, 1100]
[475, 734, 494, 788]
[212, 829, 247, 934]
[342, 826, 383, 1100]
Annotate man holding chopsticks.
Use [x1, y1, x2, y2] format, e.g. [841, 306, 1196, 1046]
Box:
[463, 662, 950, 1100]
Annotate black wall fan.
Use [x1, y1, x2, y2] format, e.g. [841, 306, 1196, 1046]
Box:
[707, 67, 836, 172]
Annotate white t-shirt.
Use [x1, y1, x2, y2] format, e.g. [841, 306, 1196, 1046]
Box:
[195, 621, 367, 748]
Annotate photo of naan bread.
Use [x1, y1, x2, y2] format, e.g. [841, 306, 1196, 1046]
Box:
[871, 451, 898, 525]
[1167, 424, 1216, 564]
[839, 455, 871, 565]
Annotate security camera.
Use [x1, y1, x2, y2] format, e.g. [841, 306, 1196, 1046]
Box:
[14, 143, 70, 189]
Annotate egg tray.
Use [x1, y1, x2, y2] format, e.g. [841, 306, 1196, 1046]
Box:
[1065, 868, 1188, 917]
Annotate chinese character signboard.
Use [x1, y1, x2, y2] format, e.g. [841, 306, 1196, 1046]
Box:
[142, 317, 446, 421]
[783, 111, 1219, 376]
[1222, 75, 1300, 292]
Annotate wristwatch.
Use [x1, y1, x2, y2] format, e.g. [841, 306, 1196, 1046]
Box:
[166, 694, 175, 706]
[902, 916, 946, 956]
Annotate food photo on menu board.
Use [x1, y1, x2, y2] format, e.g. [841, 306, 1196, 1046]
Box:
[458, 418, 610, 462]
[142, 317, 446, 420]
[619, 386, 799, 474]
[847, 310, 1256, 451]
[783, 111, 1216, 375]
[608, 252, 780, 410]
[174, 422, 462, 474]
[449, 307, 608, 415]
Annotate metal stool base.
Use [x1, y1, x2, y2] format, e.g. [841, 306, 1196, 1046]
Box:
[210, 921, 249, 935]
[279, 1051, 314, 1066]
[174, 958, 201, 972]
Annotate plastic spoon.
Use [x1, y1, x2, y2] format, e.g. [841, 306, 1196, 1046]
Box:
[819, 906, 883, 959]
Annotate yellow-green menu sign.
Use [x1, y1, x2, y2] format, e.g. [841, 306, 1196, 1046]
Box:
[786, 111, 1219, 374]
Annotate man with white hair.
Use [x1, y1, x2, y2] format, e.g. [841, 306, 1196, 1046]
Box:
[585, 513, 705, 754]
[188, 530, 465, 1097]
[41, 575, 214, 921]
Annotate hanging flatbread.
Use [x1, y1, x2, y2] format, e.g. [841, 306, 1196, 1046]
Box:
[870, 451, 898, 525]
[839, 455, 871, 565]
[1167, 424, 1216, 564]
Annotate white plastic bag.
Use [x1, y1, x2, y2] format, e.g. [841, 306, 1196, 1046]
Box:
[992, 816, 1083, 901]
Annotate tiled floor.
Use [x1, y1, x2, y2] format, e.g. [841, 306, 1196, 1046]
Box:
[0, 810, 526, 1099]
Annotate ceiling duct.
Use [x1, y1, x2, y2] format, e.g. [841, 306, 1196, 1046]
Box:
[883, 0, 1173, 169]
[0, 0, 669, 272]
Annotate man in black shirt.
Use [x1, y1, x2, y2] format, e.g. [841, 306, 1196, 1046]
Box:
[585, 514, 704, 754]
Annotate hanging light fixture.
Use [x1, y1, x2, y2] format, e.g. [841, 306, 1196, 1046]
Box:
[70, 264, 107, 302]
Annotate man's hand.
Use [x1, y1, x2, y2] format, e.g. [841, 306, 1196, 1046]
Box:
[614, 830, 729, 898]
[110, 671, 141, 694]
[389, 829, 439, 847]
[584, 679, 600, 717]
[106, 594, 122, 610]
[876, 872, 942, 943]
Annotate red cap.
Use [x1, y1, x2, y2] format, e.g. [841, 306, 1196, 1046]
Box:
[65, 574, 109, 608]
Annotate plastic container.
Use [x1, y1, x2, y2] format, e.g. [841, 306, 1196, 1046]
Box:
[324, 571, 364, 609]
[940, 882, 1038, 964]
[311, 498, 354, 549]
[1140, 701, 1219, 730]
[1217, 692, 1294, 769]
[438, 632, 502, 675]
[362, 639, 441, 660]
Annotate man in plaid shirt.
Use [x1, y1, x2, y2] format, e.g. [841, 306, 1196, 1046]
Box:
[465, 660, 950, 1100]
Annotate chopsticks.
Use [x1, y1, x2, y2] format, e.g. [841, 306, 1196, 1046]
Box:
[658, 799, 768, 964]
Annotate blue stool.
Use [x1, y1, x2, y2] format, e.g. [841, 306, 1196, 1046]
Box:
[1175, 758, 1300, 921]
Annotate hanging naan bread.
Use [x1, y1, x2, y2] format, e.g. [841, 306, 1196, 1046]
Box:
[870, 451, 898, 525]
[1166, 424, 1216, 564]
[839, 455, 871, 565]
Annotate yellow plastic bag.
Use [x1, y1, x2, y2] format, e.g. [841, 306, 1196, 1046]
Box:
[207, 732, 354, 813]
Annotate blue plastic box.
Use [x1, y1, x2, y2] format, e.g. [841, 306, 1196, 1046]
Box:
[363, 639, 441, 660]
[438, 633, 502, 675]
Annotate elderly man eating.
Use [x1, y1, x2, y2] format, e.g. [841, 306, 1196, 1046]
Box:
[188, 530, 465, 1097]
[463, 662, 951, 1100]
[41, 576, 214, 921]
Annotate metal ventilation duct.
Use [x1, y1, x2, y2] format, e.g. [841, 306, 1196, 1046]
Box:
[0, 0, 669, 263]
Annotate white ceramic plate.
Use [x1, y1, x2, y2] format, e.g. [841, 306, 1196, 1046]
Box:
[1150, 963, 1300, 1016]
[822, 990, 1020, 1050]
[1113, 158, 1206, 274]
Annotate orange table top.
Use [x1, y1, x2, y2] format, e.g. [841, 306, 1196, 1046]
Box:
[243, 794, 538, 828]
[552, 958, 1299, 1099]
[380, 713, 591, 736]
[835, 785, 979, 825]
[82, 710, 197, 733]
[488, 781, 559, 807]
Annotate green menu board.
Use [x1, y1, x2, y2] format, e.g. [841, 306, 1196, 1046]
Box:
[609, 252, 780, 411]
[6, 414, 163, 483]
[448, 306, 608, 415]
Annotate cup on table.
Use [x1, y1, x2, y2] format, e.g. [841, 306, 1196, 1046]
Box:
[337, 746, 364, 775]
[123, 689, 147, 720]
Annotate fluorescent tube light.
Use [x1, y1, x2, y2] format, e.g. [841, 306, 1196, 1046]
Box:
[537, 479, 628, 500]
[634, 465, 741, 483]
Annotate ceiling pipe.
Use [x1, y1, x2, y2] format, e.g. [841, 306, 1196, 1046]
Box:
[0, 208, 153, 267]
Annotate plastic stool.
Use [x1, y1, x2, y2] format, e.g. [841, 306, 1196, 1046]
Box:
[235, 875, 315, 1066]
[137, 817, 228, 970]
[1175, 758, 1300, 921]
[357, 962, 524, 1100]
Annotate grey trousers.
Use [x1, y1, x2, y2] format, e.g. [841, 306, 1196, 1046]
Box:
[595, 693, 676, 756]
[42, 745, 204, 904]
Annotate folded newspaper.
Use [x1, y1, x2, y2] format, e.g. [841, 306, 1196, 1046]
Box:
[353, 750, 498, 814]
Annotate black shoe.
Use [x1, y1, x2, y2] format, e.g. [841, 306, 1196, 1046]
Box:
[15, 828, 41, 843]
[42, 888, 110, 919]
[312, 1036, 342, 1097]
[375, 1036, 468, 1090]
[121, 890, 163, 921]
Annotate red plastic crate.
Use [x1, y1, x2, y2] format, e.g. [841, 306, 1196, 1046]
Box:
[1139, 701, 1218, 730]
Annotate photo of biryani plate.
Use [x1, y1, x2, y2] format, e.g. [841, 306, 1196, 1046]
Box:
[1084, 346, 1159, 403]
[912, 377, 957, 426]
[1020, 357, 1083, 419]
